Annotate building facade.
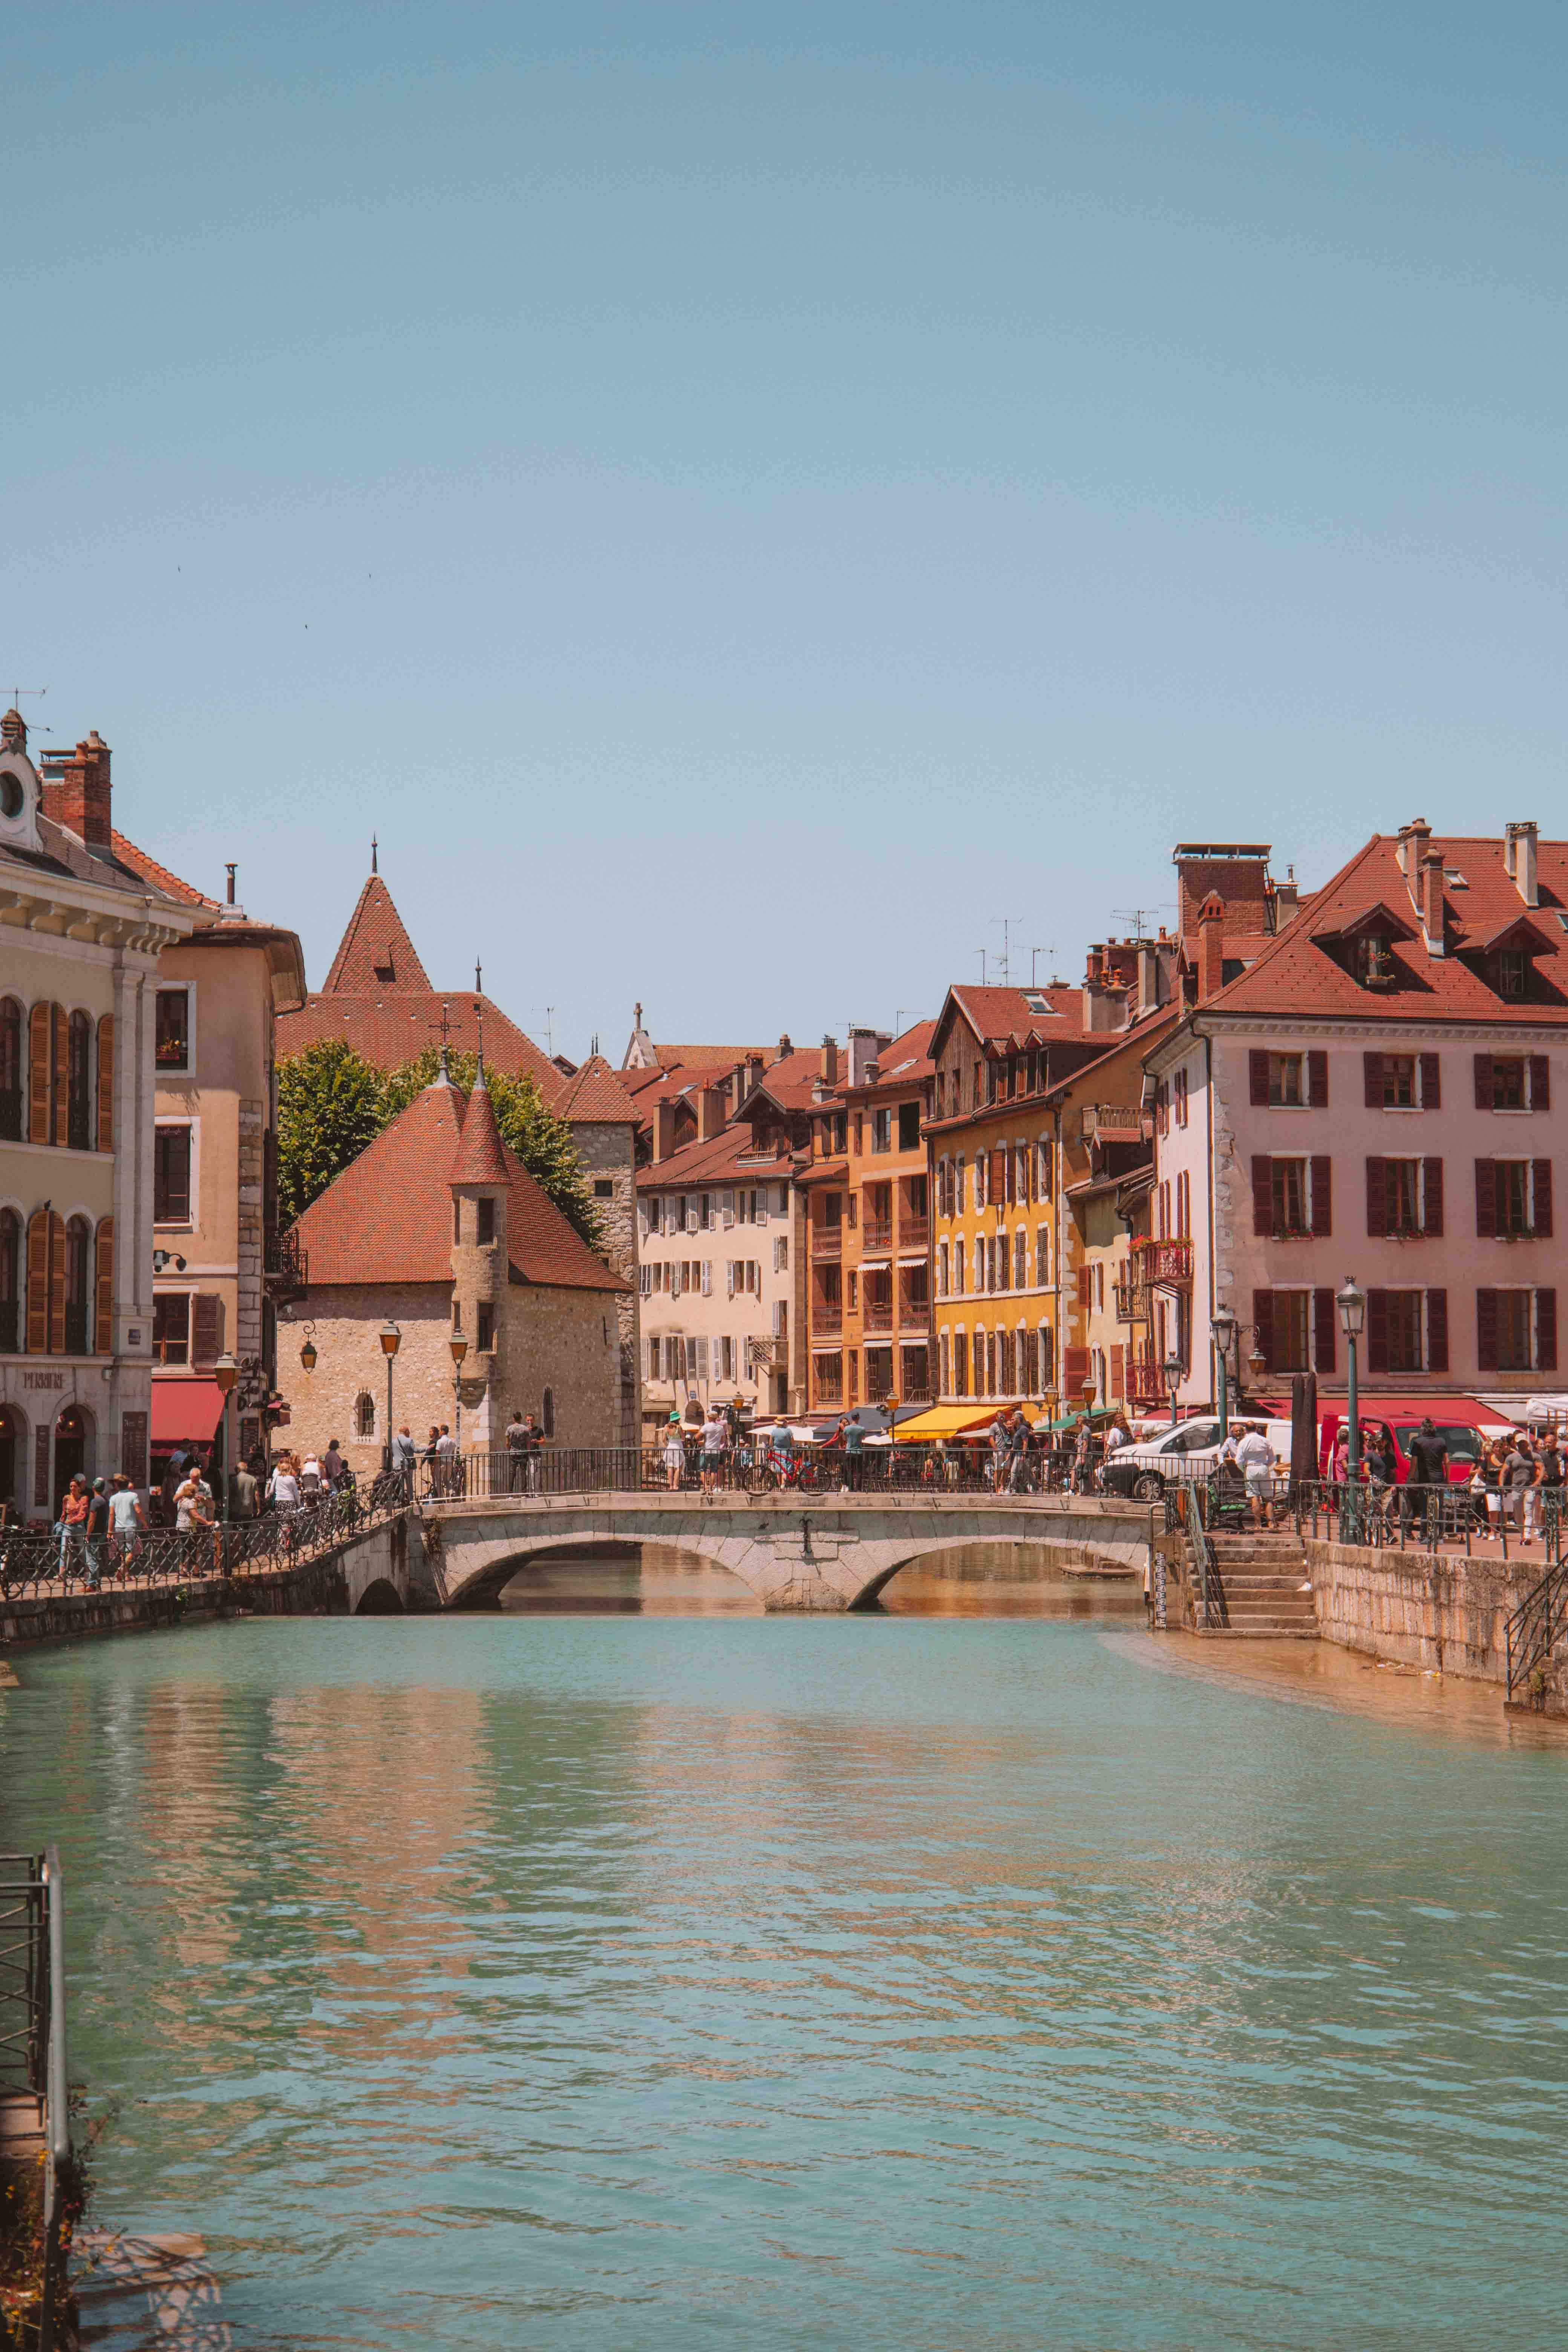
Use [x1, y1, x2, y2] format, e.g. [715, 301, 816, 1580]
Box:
[0, 714, 194, 1518]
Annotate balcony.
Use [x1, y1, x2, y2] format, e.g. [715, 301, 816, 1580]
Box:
[1132, 1237, 1193, 1285]
[897, 1296, 932, 1332]
[812, 1306, 843, 1335]
[863, 1300, 893, 1333]
[265, 1225, 309, 1298]
[897, 1217, 930, 1250]
[862, 1219, 893, 1252]
[1080, 1102, 1151, 1143]
[1125, 1360, 1170, 1409]
[748, 1335, 788, 1370]
[811, 1225, 842, 1261]
[1114, 1280, 1148, 1323]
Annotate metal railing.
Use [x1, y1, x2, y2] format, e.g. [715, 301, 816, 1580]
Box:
[862, 1219, 893, 1251]
[862, 1302, 893, 1332]
[0, 1846, 72, 2350]
[811, 1227, 842, 1260]
[1175, 1485, 1227, 1628]
[898, 1218, 930, 1250]
[1291, 1479, 1563, 1562]
[1505, 1561, 1568, 1704]
[421, 1444, 1157, 1503]
[264, 1226, 308, 1292]
[1132, 1238, 1193, 1283]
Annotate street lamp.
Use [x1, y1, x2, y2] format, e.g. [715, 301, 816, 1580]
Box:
[299, 1332, 317, 1374]
[450, 1327, 468, 1457]
[1164, 1349, 1183, 1428]
[379, 1318, 401, 1476]
[213, 1351, 237, 1546]
[1211, 1306, 1237, 1434]
[1337, 1278, 1366, 1513]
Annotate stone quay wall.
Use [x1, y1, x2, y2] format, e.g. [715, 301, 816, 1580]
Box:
[1304, 1539, 1539, 1688]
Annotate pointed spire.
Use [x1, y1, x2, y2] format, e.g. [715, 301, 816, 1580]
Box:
[450, 1072, 509, 1186]
[475, 957, 482, 994]
[371, 833, 378, 874]
[322, 872, 432, 993]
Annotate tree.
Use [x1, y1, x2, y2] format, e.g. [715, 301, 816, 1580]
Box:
[276, 1038, 386, 1228]
[276, 1040, 605, 1251]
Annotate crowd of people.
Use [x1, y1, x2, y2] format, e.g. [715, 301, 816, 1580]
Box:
[650, 1403, 1141, 1500]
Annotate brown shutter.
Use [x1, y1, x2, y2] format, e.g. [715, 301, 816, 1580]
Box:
[1365, 1158, 1386, 1236]
[1367, 1288, 1389, 1374]
[1253, 1289, 1274, 1374]
[1422, 1158, 1444, 1237]
[1363, 1052, 1383, 1108]
[1538, 1289, 1558, 1374]
[47, 1213, 65, 1355]
[1419, 1052, 1440, 1110]
[1063, 1346, 1090, 1388]
[28, 1003, 50, 1143]
[93, 1219, 113, 1355]
[1530, 1055, 1550, 1112]
[191, 1292, 224, 1370]
[1309, 1156, 1332, 1236]
[1475, 1160, 1495, 1237]
[1110, 1342, 1125, 1400]
[1076, 1265, 1092, 1309]
[33, 1426, 49, 1509]
[1533, 1160, 1553, 1238]
[1313, 1288, 1337, 1375]
[1252, 1157, 1273, 1238]
[1426, 1288, 1449, 1374]
[989, 1147, 1006, 1203]
[1250, 1050, 1269, 1106]
[25, 1210, 48, 1352]
[50, 1009, 67, 1147]
[96, 1014, 114, 1153]
[1473, 1053, 1494, 1110]
[1308, 1050, 1328, 1108]
[1476, 1288, 1498, 1371]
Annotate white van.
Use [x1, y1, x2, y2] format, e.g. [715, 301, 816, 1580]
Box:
[1102, 1416, 1295, 1500]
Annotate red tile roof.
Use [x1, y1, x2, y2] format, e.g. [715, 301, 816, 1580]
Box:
[635, 1127, 793, 1191]
[110, 830, 223, 910]
[449, 1075, 510, 1184]
[296, 1079, 627, 1290]
[553, 1054, 639, 1124]
[849, 1018, 936, 1095]
[948, 983, 1086, 1047]
[322, 873, 431, 992]
[652, 1042, 765, 1071]
[1207, 831, 1568, 1026]
[276, 992, 565, 1096]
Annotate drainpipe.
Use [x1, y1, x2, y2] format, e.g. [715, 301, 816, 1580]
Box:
[1203, 1024, 1216, 1412]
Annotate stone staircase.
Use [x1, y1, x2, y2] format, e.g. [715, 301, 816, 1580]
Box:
[1204, 1531, 1320, 1638]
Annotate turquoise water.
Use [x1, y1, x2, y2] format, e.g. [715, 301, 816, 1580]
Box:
[3, 1618, 1566, 2349]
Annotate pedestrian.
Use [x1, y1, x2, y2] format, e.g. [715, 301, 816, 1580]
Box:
[1502, 1436, 1534, 1537]
[1366, 1424, 1398, 1524]
[1402, 1414, 1449, 1539]
[421, 1426, 441, 1493]
[506, 1408, 530, 1493]
[84, 1477, 111, 1589]
[700, 1404, 728, 1500]
[299, 1448, 324, 1501]
[663, 1412, 687, 1490]
[435, 1424, 458, 1498]
[266, 1456, 301, 1516]
[230, 1459, 259, 1521]
[108, 1472, 146, 1579]
[1232, 1422, 1276, 1529]
[842, 1413, 866, 1493]
[58, 1476, 90, 1581]
[174, 1464, 213, 1570]
[1007, 1408, 1029, 1492]
[990, 1414, 1011, 1494]
[390, 1424, 416, 1490]
[323, 1438, 346, 1491]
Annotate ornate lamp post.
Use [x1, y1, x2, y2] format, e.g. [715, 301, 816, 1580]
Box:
[213, 1352, 237, 1560]
[1211, 1306, 1237, 1434]
[1337, 1278, 1366, 1521]
[299, 1331, 317, 1374]
[450, 1327, 468, 1456]
[379, 1319, 401, 1476]
[1164, 1349, 1183, 1429]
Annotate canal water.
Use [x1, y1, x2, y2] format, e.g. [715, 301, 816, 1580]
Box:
[3, 1609, 1566, 2350]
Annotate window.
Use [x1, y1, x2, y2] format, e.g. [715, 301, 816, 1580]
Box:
[66, 1011, 91, 1151]
[898, 1102, 920, 1152]
[1272, 1160, 1307, 1236]
[477, 1303, 494, 1352]
[1035, 1227, 1049, 1285]
[477, 1197, 495, 1244]
[847, 1269, 858, 1310]
[155, 988, 190, 1072]
[1268, 1054, 1303, 1107]
[1385, 1160, 1420, 1233]
[773, 1236, 787, 1272]
[0, 997, 19, 1142]
[1499, 948, 1528, 999]
[1382, 1056, 1416, 1108]
[1493, 1058, 1526, 1110]
[594, 1179, 614, 1198]
[872, 1108, 891, 1152]
[937, 1243, 948, 1298]
[853, 1114, 863, 1155]
[954, 1331, 968, 1396]
[954, 1240, 965, 1294]
[1174, 1070, 1188, 1127]
[154, 1125, 192, 1223]
[1496, 1162, 1530, 1236]
[1475, 1158, 1551, 1240]
[542, 1386, 555, 1437]
[1014, 1229, 1027, 1287]
[153, 1293, 190, 1365]
[64, 1217, 90, 1355]
[355, 1392, 375, 1438]
[1264, 1291, 1310, 1372]
[1356, 931, 1395, 986]
[0, 1207, 16, 1354]
[648, 1337, 660, 1380]
[1383, 1292, 1423, 1373]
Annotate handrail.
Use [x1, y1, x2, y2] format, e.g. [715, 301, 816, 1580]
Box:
[1505, 1559, 1568, 1704]
[0, 1848, 72, 2349]
[1184, 1488, 1227, 1629]
[42, 1846, 67, 2174]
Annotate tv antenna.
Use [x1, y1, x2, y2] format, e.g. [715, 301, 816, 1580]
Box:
[534, 1006, 555, 1057]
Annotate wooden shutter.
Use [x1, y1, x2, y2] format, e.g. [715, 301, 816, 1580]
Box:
[1533, 1161, 1553, 1238]
[1530, 1056, 1550, 1112]
[1367, 1288, 1389, 1374]
[50, 1011, 67, 1147]
[1473, 1053, 1494, 1110]
[1475, 1160, 1495, 1237]
[1253, 1289, 1274, 1374]
[1252, 1157, 1273, 1238]
[1365, 1158, 1386, 1237]
[47, 1213, 65, 1355]
[1476, 1288, 1498, 1371]
[93, 1219, 113, 1355]
[1250, 1051, 1269, 1106]
[1076, 1265, 1092, 1309]
[1110, 1342, 1125, 1400]
[191, 1292, 223, 1370]
[96, 1015, 114, 1152]
[1309, 1156, 1332, 1236]
[1538, 1289, 1558, 1374]
[1426, 1288, 1449, 1374]
[1063, 1346, 1089, 1389]
[28, 1003, 50, 1143]
[989, 1146, 1006, 1204]
[25, 1210, 48, 1351]
[1419, 1052, 1440, 1110]
[33, 1426, 49, 1509]
[1308, 1050, 1328, 1108]
[1422, 1158, 1444, 1237]
[1363, 1052, 1383, 1108]
[1313, 1289, 1337, 1375]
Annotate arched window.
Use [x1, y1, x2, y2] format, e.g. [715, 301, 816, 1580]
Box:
[67, 1011, 92, 1150]
[354, 1392, 375, 1439]
[65, 1216, 91, 1355]
[0, 1208, 18, 1352]
[0, 999, 21, 1142]
[542, 1386, 555, 1439]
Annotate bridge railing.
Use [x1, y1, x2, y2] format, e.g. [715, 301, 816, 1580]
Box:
[420, 1445, 1138, 1504]
[0, 1846, 72, 2350]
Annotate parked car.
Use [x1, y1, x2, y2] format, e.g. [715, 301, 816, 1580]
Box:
[1316, 1404, 1515, 1486]
[1102, 1416, 1300, 1500]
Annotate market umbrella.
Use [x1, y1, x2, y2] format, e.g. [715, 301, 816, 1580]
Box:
[1290, 1370, 1317, 1489]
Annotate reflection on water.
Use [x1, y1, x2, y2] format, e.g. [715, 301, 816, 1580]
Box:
[500, 1542, 762, 1614]
[498, 1541, 1145, 1618]
[3, 1619, 1566, 2352]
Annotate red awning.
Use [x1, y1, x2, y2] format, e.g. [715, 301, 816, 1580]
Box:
[150, 1378, 227, 1447]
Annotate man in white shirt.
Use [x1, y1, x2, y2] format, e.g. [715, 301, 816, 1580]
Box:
[699, 1407, 728, 1501]
[1233, 1424, 1276, 1527]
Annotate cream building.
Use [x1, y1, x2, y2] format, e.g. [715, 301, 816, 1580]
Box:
[0, 712, 194, 1518]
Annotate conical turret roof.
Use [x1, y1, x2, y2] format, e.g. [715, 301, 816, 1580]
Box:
[449, 1071, 510, 1186]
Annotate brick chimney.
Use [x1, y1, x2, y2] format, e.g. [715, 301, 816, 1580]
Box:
[775, 1033, 793, 1063]
[819, 1038, 838, 1086]
[699, 1085, 727, 1141]
[0, 707, 26, 753]
[1420, 849, 1447, 956]
[1505, 821, 1539, 909]
[654, 1098, 678, 1162]
[1197, 893, 1225, 1003]
[40, 732, 112, 848]
[1397, 816, 1431, 884]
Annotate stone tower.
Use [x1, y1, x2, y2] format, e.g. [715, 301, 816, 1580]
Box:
[448, 1062, 511, 1449]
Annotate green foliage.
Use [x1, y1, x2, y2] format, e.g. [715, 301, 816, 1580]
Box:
[276, 1038, 387, 1227]
[277, 1040, 605, 1251]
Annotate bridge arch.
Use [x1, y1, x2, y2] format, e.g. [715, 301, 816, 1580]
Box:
[354, 1576, 405, 1615]
[446, 1536, 763, 1613]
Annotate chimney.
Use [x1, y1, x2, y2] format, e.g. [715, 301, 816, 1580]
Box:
[1197, 893, 1225, 1003]
[654, 1099, 678, 1162]
[0, 707, 25, 753]
[225, 862, 237, 905]
[1506, 821, 1539, 909]
[1136, 943, 1161, 1018]
[1397, 816, 1431, 883]
[1272, 864, 1300, 930]
[774, 1032, 793, 1062]
[40, 732, 113, 849]
[1420, 849, 1447, 956]
[699, 1084, 727, 1141]
[864, 1060, 880, 1086]
[819, 1038, 838, 1086]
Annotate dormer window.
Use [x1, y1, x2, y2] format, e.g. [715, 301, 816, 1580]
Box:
[1499, 947, 1528, 999]
[1357, 932, 1396, 988]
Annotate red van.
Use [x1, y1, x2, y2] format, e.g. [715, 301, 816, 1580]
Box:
[1316, 1396, 1517, 1485]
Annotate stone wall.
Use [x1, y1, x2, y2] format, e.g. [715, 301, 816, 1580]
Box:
[568, 1119, 640, 1446]
[1305, 1539, 1535, 1686]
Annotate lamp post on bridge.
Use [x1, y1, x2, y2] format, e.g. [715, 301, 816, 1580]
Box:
[379, 1319, 401, 1476]
[1164, 1350, 1183, 1429]
[450, 1327, 468, 1489]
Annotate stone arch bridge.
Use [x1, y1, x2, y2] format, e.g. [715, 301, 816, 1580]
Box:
[418, 1491, 1159, 1612]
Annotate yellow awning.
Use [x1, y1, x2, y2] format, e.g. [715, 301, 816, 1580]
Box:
[892, 1405, 1004, 1442]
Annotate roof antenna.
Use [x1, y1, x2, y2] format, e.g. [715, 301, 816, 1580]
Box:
[475, 957, 482, 993]
[371, 834, 378, 874]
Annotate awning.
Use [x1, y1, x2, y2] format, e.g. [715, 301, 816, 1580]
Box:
[892, 1405, 1004, 1442]
[150, 1378, 227, 1447]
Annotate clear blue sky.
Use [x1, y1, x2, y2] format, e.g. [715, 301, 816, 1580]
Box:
[5, 2, 1564, 1061]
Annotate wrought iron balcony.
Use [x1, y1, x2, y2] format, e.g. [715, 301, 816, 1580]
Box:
[1125, 1360, 1170, 1409]
[1132, 1237, 1193, 1285]
[812, 1306, 843, 1335]
[862, 1219, 893, 1252]
[1114, 1280, 1148, 1323]
[265, 1226, 309, 1296]
[897, 1217, 930, 1250]
[863, 1302, 893, 1333]
[811, 1226, 842, 1260]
